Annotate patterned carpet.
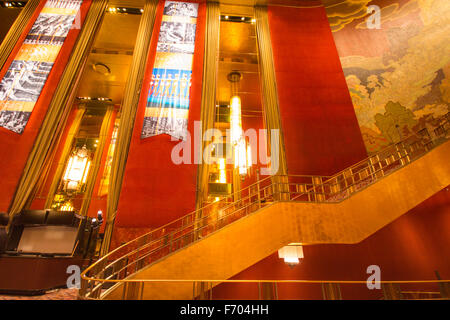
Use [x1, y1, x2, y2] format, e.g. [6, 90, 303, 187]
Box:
[0, 288, 78, 300]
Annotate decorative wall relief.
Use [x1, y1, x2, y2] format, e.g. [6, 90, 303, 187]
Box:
[324, 0, 450, 153]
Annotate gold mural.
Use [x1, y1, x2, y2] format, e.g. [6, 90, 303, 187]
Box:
[324, 0, 450, 153]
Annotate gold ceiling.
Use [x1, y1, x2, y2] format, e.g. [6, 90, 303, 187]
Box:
[0, 1, 318, 108]
[217, 18, 262, 115]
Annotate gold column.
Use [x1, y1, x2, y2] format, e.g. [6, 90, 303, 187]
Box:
[195, 1, 220, 209]
[0, 0, 40, 70]
[255, 5, 289, 199]
[44, 105, 86, 209]
[101, 0, 158, 256]
[79, 106, 114, 216]
[8, 0, 108, 225]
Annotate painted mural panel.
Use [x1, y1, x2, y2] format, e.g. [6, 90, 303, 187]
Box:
[0, 0, 83, 134]
[324, 0, 450, 154]
[141, 1, 199, 141]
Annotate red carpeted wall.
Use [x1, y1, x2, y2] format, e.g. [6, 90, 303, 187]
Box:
[267, 4, 367, 176]
[0, 1, 92, 212]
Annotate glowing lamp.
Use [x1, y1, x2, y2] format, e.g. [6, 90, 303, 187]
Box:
[63, 145, 91, 192]
[278, 244, 304, 267]
[227, 72, 253, 179]
[60, 201, 74, 212]
[235, 138, 248, 176]
[218, 158, 227, 183]
[230, 95, 243, 145]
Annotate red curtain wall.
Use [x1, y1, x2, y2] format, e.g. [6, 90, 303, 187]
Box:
[112, 0, 206, 245]
[0, 1, 92, 212]
[267, 4, 367, 176]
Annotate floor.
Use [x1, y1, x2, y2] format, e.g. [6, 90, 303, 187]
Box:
[0, 288, 78, 300]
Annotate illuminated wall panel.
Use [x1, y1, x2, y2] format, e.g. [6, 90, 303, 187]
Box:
[141, 1, 199, 140]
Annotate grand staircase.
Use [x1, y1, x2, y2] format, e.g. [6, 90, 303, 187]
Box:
[80, 115, 450, 300]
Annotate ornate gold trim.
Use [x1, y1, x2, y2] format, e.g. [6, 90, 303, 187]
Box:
[101, 0, 159, 256]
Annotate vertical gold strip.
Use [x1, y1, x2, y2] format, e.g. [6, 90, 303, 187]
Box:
[79, 106, 114, 216]
[101, 0, 158, 256]
[8, 0, 109, 225]
[255, 6, 288, 199]
[254, 5, 287, 176]
[195, 1, 220, 209]
[44, 105, 86, 209]
[0, 0, 40, 70]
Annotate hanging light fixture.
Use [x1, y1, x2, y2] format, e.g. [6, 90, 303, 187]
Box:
[228, 71, 252, 179]
[63, 145, 92, 192]
[218, 158, 227, 183]
[278, 244, 304, 267]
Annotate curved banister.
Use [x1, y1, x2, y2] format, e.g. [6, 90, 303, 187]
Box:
[80, 113, 450, 300]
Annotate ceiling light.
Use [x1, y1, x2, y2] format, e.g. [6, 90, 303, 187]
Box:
[92, 62, 111, 76]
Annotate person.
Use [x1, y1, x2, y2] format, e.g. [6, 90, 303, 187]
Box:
[0, 212, 9, 253]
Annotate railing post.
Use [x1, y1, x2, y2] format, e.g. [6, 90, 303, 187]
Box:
[312, 176, 325, 202]
[382, 283, 402, 300]
[122, 282, 128, 300]
[435, 271, 450, 299]
[169, 232, 174, 252]
[256, 170, 261, 209]
[321, 283, 342, 300]
[280, 175, 290, 201]
[260, 282, 277, 300]
[140, 282, 145, 300]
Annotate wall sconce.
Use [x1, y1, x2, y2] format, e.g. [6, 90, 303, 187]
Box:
[63, 145, 92, 193]
[278, 244, 304, 267]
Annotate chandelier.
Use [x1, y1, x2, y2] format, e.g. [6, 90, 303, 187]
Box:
[62, 144, 92, 193]
[228, 71, 252, 179]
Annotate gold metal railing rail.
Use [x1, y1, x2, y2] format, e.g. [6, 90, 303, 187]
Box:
[80, 113, 450, 300]
[78, 277, 450, 300]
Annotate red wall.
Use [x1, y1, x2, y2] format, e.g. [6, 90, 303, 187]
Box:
[112, 0, 206, 244]
[0, 1, 92, 212]
[268, 4, 367, 176]
[212, 185, 450, 300]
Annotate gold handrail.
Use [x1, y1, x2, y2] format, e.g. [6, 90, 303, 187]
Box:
[80, 113, 450, 300]
[78, 278, 450, 300]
